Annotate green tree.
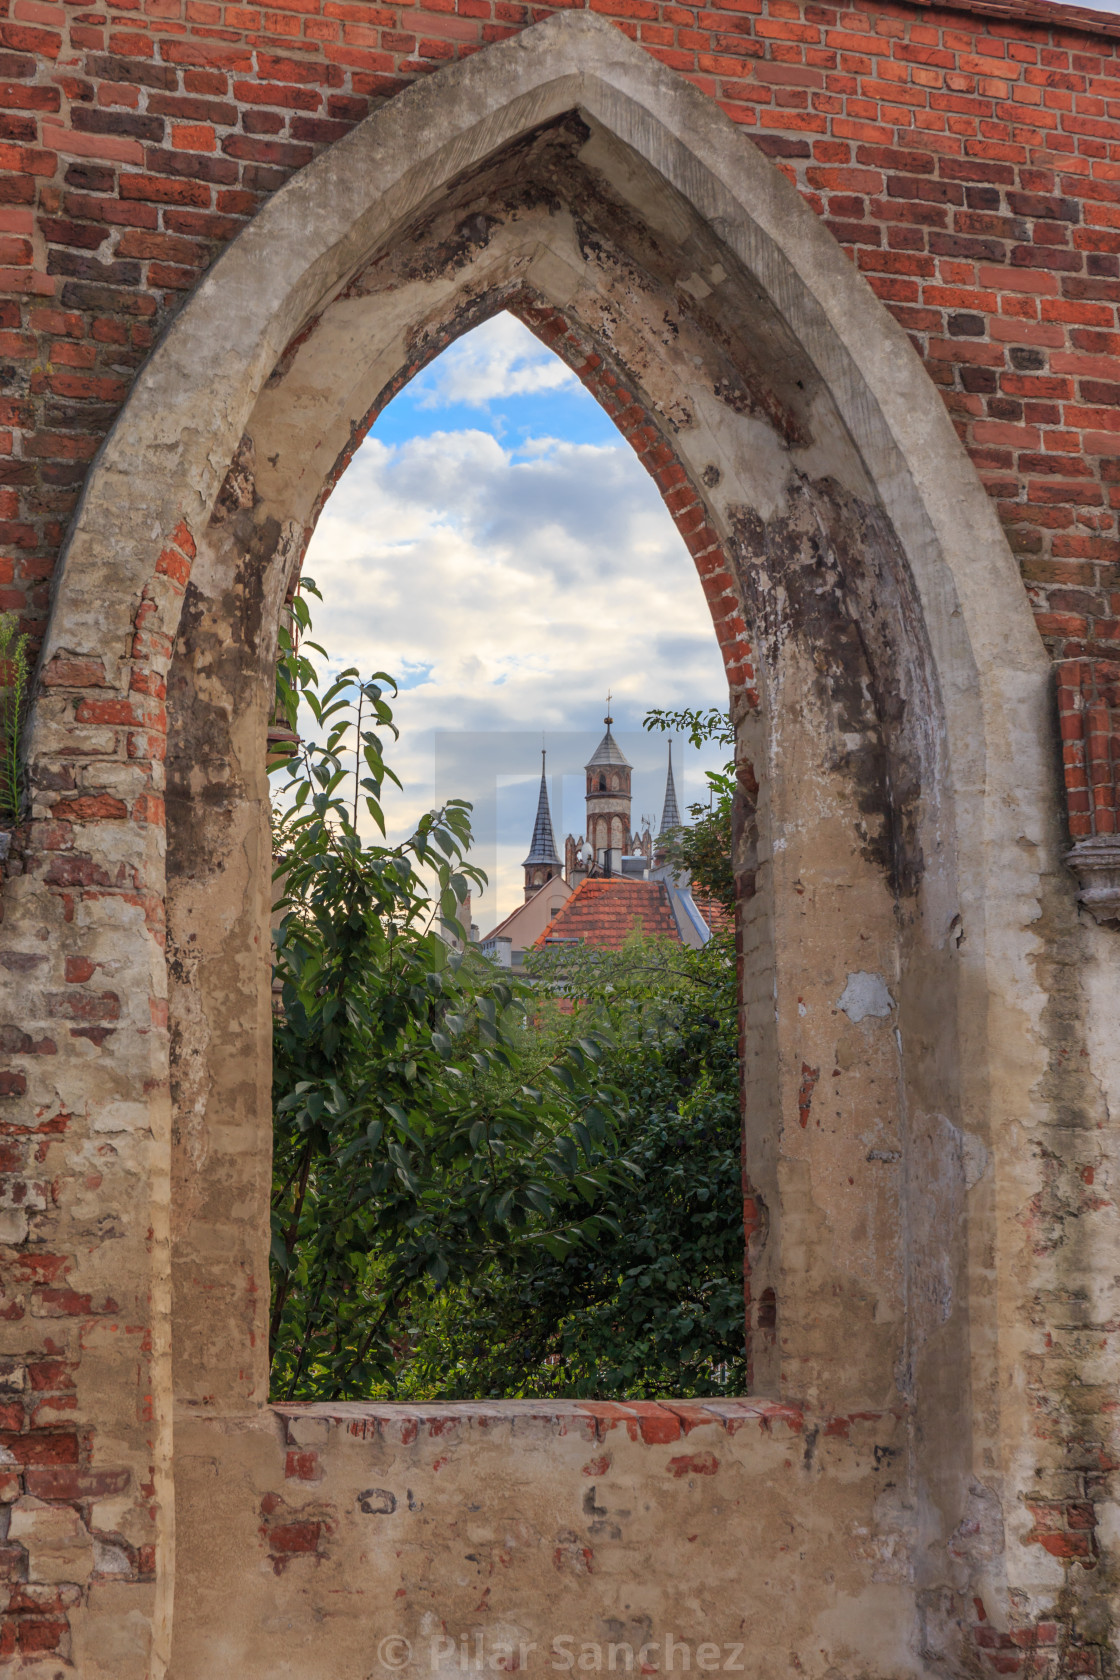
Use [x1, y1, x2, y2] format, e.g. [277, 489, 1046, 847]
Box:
[268, 596, 635, 1400]
[389, 923, 745, 1400]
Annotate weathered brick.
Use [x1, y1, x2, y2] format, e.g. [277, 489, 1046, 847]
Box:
[0, 1, 1116, 1667]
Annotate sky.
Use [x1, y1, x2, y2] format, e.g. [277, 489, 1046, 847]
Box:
[301, 313, 730, 934]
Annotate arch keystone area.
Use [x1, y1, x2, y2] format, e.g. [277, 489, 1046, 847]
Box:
[0, 10, 1112, 1679]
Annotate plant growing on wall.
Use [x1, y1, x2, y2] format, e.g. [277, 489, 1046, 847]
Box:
[268, 596, 636, 1400]
[0, 611, 30, 827]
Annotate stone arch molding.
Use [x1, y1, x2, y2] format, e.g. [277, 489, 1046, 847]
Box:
[20, 12, 1070, 1677]
[42, 8, 1046, 707]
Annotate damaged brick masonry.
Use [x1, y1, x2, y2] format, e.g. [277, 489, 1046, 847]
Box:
[0, 3, 1116, 1677]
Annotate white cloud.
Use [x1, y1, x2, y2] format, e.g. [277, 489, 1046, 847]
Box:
[411, 314, 577, 408]
[300, 368, 729, 930]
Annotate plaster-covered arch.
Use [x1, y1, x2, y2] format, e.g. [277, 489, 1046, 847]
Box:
[15, 12, 1076, 1678]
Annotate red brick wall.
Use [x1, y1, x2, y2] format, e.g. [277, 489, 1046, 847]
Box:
[0, 6, 1116, 1667]
[0, 0, 1117, 774]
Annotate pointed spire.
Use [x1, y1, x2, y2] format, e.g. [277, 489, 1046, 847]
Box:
[658, 741, 681, 836]
[522, 750, 562, 869]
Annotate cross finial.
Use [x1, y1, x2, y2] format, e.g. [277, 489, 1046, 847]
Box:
[605, 687, 612, 725]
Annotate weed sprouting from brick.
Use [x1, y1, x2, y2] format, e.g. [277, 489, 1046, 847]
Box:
[0, 612, 29, 828]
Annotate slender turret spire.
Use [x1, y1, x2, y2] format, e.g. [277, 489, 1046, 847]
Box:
[658, 741, 681, 837]
[522, 750, 562, 901]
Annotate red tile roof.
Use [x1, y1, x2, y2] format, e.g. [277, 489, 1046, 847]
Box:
[692, 890, 734, 938]
[534, 876, 681, 950]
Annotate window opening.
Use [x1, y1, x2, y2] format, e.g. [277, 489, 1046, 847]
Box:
[268, 312, 744, 1404]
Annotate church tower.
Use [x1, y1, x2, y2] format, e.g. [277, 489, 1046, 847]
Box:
[585, 706, 631, 864]
[522, 750, 563, 902]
